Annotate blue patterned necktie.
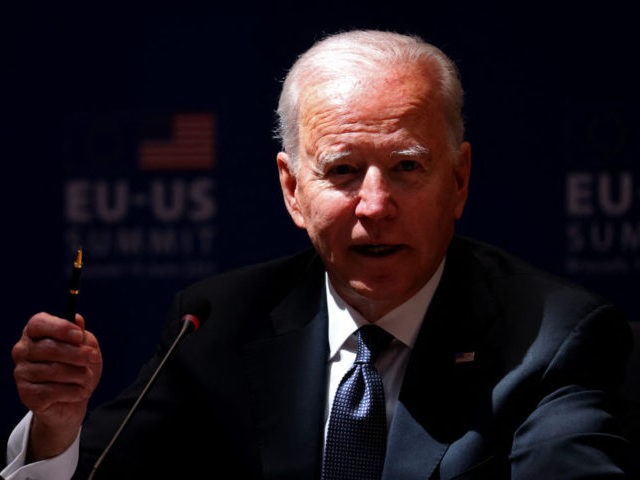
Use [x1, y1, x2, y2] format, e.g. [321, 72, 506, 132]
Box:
[322, 324, 394, 480]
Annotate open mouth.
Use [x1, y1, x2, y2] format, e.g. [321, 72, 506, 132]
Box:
[351, 244, 402, 257]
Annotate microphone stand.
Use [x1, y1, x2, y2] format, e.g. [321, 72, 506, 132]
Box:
[87, 318, 195, 480]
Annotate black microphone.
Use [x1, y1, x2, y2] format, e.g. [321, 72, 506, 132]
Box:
[87, 298, 211, 480]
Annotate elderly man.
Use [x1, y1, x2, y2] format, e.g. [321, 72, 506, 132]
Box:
[3, 30, 633, 479]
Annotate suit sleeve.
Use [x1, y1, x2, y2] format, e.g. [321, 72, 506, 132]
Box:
[509, 304, 633, 479]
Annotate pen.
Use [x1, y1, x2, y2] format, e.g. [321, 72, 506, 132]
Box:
[66, 248, 83, 322]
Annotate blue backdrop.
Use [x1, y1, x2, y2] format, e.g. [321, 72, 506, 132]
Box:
[2, 2, 638, 452]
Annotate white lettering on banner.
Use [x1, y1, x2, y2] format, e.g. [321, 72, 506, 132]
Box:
[63, 176, 218, 279]
[565, 171, 640, 274]
[566, 172, 634, 217]
[64, 226, 215, 257]
[65, 178, 216, 223]
[566, 220, 640, 253]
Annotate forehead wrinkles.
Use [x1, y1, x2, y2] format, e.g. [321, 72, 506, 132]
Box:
[301, 111, 432, 164]
[300, 93, 429, 148]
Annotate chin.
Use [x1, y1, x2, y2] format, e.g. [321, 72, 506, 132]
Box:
[349, 278, 407, 299]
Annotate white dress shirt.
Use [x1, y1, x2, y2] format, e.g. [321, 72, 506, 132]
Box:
[2, 412, 79, 480]
[324, 259, 444, 434]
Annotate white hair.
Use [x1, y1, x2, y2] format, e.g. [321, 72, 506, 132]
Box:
[274, 29, 465, 173]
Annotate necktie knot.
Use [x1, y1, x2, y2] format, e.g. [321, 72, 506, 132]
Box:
[355, 324, 393, 364]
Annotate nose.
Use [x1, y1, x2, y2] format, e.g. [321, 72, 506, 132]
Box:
[355, 167, 397, 219]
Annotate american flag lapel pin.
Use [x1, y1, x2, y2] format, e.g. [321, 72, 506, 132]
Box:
[454, 351, 476, 364]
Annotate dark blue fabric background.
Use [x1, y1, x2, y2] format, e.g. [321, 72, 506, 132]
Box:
[2, 2, 638, 463]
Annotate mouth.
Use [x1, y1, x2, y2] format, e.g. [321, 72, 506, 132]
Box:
[351, 244, 403, 257]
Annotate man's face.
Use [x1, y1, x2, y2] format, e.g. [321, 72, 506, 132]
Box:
[278, 64, 470, 320]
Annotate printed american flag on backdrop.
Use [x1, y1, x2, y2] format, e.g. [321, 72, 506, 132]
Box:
[454, 351, 476, 363]
[138, 113, 215, 171]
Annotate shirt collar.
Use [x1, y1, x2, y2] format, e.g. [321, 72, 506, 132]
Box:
[325, 258, 445, 359]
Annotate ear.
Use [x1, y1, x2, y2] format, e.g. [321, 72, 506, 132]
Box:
[277, 152, 306, 228]
[453, 141, 471, 220]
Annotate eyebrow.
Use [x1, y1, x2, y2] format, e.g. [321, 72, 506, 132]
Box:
[315, 144, 430, 170]
[391, 145, 430, 157]
[316, 150, 353, 170]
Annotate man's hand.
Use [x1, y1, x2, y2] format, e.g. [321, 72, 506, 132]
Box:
[12, 312, 102, 460]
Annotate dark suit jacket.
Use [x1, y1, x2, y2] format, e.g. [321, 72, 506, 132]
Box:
[74, 235, 634, 479]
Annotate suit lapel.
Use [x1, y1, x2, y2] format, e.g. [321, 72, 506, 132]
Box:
[241, 260, 329, 480]
[384, 237, 500, 479]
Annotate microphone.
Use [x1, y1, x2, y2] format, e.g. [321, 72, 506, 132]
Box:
[87, 298, 211, 480]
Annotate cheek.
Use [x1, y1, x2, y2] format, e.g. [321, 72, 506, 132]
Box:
[409, 184, 459, 231]
[298, 188, 353, 235]
[430, 170, 466, 215]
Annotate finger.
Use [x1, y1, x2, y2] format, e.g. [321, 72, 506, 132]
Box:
[24, 313, 85, 345]
[14, 359, 100, 407]
[74, 314, 86, 331]
[81, 328, 100, 352]
[13, 336, 100, 367]
[14, 360, 96, 386]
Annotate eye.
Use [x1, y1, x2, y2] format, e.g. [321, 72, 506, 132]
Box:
[396, 160, 419, 172]
[328, 164, 358, 176]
